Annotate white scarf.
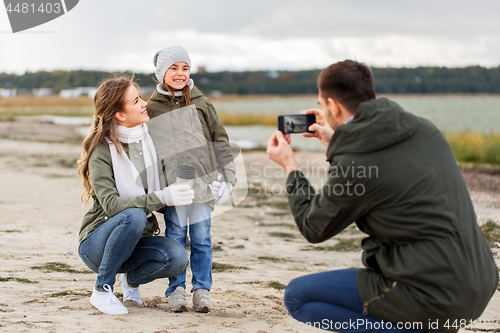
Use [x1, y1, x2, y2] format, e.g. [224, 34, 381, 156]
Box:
[106, 124, 160, 199]
[156, 79, 194, 96]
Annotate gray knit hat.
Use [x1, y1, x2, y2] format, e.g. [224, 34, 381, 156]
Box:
[153, 45, 191, 84]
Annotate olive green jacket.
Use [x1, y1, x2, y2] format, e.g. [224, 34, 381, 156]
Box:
[78, 143, 166, 245]
[147, 86, 236, 206]
[287, 97, 498, 332]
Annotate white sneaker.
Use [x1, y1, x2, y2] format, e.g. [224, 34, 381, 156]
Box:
[90, 284, 128, 315]
[168, 286, 188, 312]
[193, 289, 213, 313]
[120, 273, 143, 304]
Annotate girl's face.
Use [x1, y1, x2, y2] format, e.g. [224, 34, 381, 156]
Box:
[164, 61, 190, 90]
[115, 84, 149, 128]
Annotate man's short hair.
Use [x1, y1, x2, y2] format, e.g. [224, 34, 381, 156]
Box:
[318, 60, 376, 113]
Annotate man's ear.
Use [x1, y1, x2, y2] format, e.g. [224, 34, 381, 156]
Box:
[326, 97, 340, 118]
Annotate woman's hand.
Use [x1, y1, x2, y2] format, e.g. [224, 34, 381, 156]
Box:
[160, 184, 194, 206]
[302, 109, 334, 147]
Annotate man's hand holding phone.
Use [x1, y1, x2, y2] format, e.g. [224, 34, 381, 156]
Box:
[302, 109, 334, 147]
[266, 131, 298, 174]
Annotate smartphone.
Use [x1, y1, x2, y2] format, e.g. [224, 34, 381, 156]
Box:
[278, 114, 316, 134]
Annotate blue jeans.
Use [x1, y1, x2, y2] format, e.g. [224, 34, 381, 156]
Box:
[284, 269, 422, 333]
[163, 202, 212, 296]
[78, 208, 188, 292]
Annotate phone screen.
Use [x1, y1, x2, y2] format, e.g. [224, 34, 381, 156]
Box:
[278, 114, 316, 134]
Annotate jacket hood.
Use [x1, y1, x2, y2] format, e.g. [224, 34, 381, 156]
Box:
[149, 85, 203, 103]
[327, 97, 418, 161]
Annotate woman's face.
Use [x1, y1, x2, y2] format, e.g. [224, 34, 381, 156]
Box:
[164, 61, 190, 90]
[115, 84, 149, 128]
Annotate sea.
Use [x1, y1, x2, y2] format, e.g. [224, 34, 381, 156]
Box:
[215, 94, 500, 151]
[14, 94, 500, 152]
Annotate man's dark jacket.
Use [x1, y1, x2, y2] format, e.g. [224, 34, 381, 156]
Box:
[287, 97, 498, 332]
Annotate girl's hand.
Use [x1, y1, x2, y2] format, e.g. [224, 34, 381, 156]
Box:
[209, 175, 233, 204]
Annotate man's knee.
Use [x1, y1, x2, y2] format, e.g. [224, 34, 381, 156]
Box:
[284, 277, 303, 315]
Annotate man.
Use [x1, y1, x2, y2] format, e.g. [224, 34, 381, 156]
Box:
[266, 60, 498, 333]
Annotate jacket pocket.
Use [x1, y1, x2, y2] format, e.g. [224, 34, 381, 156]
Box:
[361, 236, 383, 272]
[199, 156, 216, 184]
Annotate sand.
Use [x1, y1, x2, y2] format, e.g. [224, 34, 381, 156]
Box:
[0, 122, 499, 333]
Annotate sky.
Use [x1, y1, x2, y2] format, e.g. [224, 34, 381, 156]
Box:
[0, 0, 499, 74]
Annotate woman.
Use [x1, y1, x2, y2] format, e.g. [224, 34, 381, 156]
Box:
[77, 76, 193, 315]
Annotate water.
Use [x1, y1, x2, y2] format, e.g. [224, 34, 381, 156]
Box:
[224, 125, 327, 151]
[214, 94, 500, 150]
[12, 95, 500, 150]
[213, 94, 500, 133]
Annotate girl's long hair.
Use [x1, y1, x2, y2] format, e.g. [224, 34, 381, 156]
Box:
[77, 76, 139, 203]
[163, 82, 191, 107]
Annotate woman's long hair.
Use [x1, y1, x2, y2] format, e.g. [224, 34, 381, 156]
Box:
[77, 76, 139, 203]
[163, 82, 191, 107]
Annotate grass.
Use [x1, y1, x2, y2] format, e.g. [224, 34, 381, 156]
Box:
[0, 96, 93, 107]
[212, 262, 249, 272]
[445, 131, 500, 165]
[219, 113, 277, 126]
[269, 232, 297, 238]
[303, 238, 363, 252]
[480, 221, 500, 249]
[257, 256, 292, 263]
[239, 280, 261, 285]
[47, 289, 120, 298]
[0, 107, 93, 120]
[239, 280, 287, 290]
[48, 290, 92, 297]
[30, 262, 93, 274]
[265, 211, 292, 216]
[267, 281, 287, 290]
[0, 276, 38, 284]
[257, 222, 295, 229]
[11, 320, 55, 327]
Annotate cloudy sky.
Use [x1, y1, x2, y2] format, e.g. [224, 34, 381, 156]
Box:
[1, 0, 499, 74]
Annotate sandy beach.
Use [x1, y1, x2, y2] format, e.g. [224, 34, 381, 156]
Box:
[0, 121, 499, 333]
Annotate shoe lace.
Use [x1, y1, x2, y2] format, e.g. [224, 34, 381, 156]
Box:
[103, 284, 119, 305]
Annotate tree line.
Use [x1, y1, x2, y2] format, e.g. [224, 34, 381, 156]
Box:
[1, 66, 500, 94]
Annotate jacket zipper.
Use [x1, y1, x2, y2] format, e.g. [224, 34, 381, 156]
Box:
[161, 159, 168, 185]
[362, 281, 397, 315]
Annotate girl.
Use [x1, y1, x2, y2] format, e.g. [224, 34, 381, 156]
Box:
[146, 45, 236, 313]
[77, 76, 194, 315]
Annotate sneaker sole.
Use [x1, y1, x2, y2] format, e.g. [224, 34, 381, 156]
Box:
[194, 306, 210, 313]
[123, 297, 143, 305]
[90, 300, 128, 315]
[170, 305, 188, 313]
